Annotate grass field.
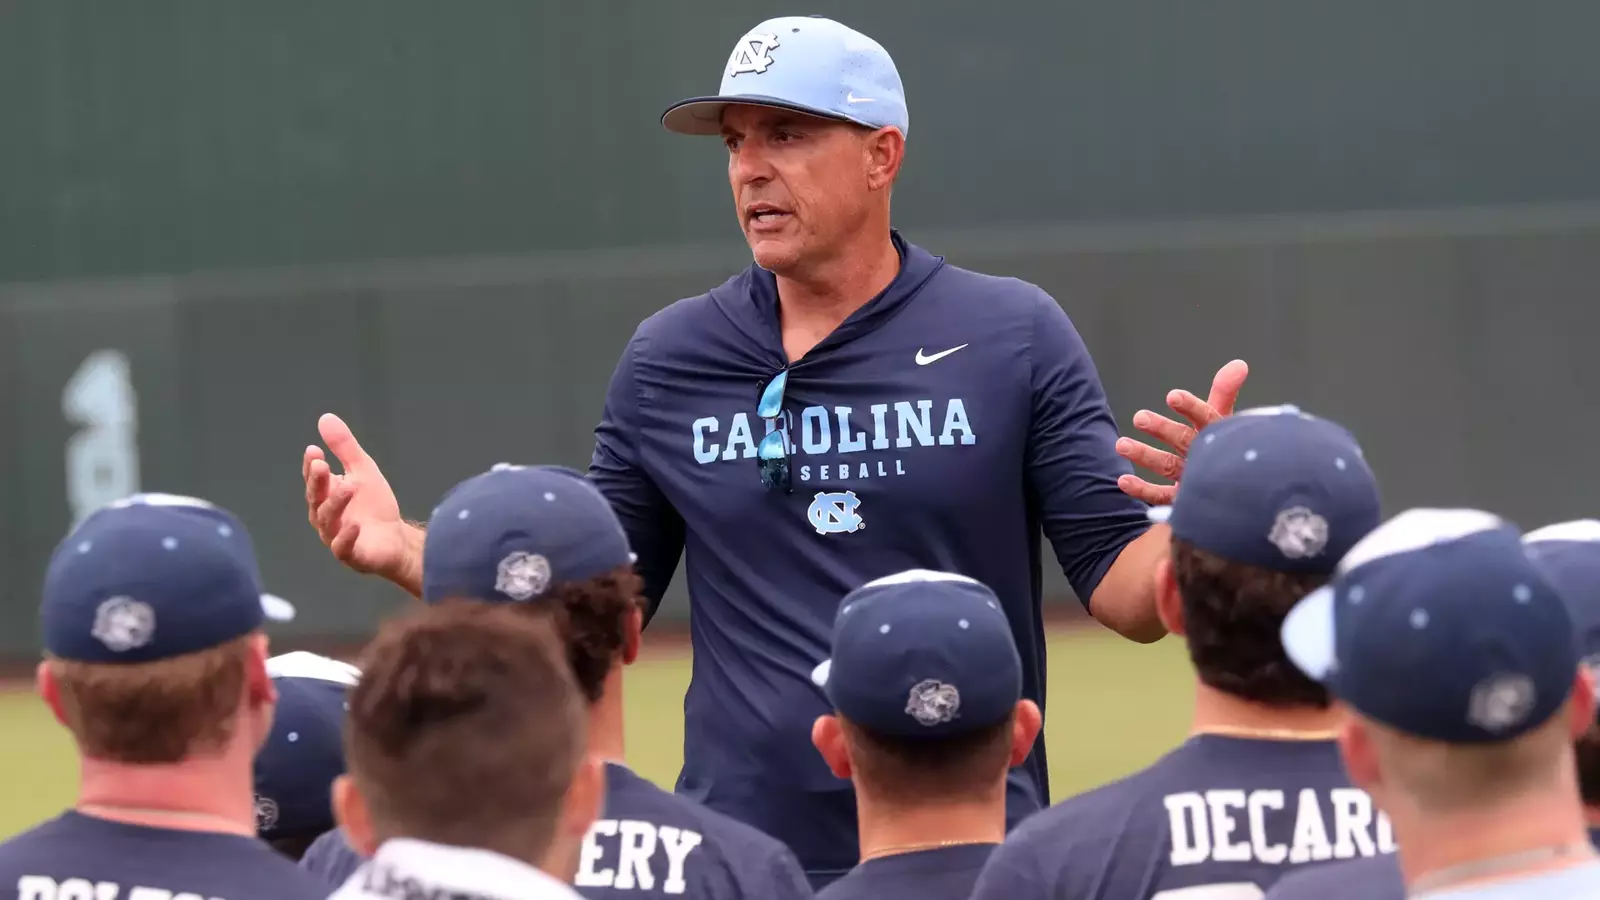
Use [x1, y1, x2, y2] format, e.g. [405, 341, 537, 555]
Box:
[0, 625, 1195, 840]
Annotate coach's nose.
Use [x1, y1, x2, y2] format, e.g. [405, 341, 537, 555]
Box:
[730, 142, 776, 187]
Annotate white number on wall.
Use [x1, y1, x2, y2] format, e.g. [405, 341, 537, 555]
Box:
[63, 350, 141, 526]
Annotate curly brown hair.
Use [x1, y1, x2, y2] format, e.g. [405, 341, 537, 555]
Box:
[1171, 538, 1332, 708]
[440, 565, 644, 703]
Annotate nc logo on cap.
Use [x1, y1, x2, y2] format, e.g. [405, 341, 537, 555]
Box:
[495, 552, 552, 602]
[905, 678, 961, 727]
[91, 596, 156, 653]
[254, 794, 279, 831]
[727, 32, 780, 77]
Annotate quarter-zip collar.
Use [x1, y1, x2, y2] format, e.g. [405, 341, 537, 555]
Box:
[710, 229, 945, 368]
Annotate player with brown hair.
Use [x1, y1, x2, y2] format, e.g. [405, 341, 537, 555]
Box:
[325, 600, 600, 900]
[0, 494, 325, 900]
[301, 464, 813, 900]
[970, 406, 1391, 900]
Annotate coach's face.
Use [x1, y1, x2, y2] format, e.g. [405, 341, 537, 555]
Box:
[722, 105, 903, 274]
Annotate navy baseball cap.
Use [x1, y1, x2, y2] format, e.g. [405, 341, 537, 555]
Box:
[253, 652, 360, 842]
[41, 493, 294, 664]
[421, 464, 635, 605]
[1522, 520, 1600, 709]
[1148, 405, 1381, 574]
[1282, 508, 1578, 744]
[662, 16, 909, 137]
[811, 570, 1020, 739]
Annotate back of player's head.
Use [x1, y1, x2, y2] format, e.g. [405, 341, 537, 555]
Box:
[1151, 406, 1380, 708]
[421, 464, 643, 702]
[1523, 520, 1600, 807]
[336, 600, 599, 871]
[37, 494, 294, 764]
[253, 652, 360, 860]
[810, 571, 1041, 805]
[1282, 509, 1591, 815]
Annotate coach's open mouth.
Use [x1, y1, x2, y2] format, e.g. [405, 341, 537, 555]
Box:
[745, 203, 791, 230]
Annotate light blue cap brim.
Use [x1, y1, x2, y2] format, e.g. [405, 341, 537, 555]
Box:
[1280, 585, 1338, 681]
[811, 659, 832, 688]
[1147, 506, 1173, 524]
[261, 593, 296, 622]
[662, 94, 877, 136]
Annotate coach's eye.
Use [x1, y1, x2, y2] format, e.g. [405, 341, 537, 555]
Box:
[723, 136, 741, 151]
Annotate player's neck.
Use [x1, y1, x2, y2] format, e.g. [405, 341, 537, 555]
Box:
[1190, 683, 1341, 739]
[1393, 784, 1593, 891]
[76, 752, 255, 835]
[852, 786, 1004, 861]
[587, 667, 628, 763]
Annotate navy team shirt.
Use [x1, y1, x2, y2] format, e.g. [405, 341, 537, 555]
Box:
[1263, 827, 1600, 899]
[969, 735, 1396, 900]
[589, 231, 1149, 880]
[301, 763, 814, 900]
[0, 811, 330, 900]
[817, 844, 994, 900]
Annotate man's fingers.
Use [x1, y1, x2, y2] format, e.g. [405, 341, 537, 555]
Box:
[305, 459, 331, 521]
[1166, 390, 1224, 432]
[318, 413, 371, 474]
[1116, 437, 1185, 481]
[1132, 410, 1197, 456]
[1206, 359, 1250, 418]
[314, 484, 355, 543]
[301, 445, 323, 484]
[329, 521, 362, 563]
[1117, 474, 1177, 506]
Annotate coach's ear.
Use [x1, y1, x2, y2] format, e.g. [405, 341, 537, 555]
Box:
[36, 661, 69, 729]
[1008, 700, 1043, 768]
[333, 774, 380, 857]
[812, 715, 852, 779]
[622, 606, 643, 666]
[1153, 557, 1185, 637]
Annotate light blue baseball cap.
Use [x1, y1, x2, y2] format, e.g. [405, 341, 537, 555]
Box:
[662, 16, 909, 137]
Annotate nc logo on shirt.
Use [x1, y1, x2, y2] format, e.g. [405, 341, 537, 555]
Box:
[809, 491, 864, 535]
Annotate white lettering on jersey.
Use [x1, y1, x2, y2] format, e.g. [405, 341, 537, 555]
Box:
[16, 878, 221, 900]
[1164, 788, 1392, 867]
[575, 819, 704, 894]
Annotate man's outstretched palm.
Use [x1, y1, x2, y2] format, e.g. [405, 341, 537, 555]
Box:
[302, 413, 414, 582]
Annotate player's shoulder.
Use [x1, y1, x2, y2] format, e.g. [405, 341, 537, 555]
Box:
[992, 741, 1218, 869]
[1264, 854, 1402, 900]
[609, 767, 792, 857]
[0, 813, 331, 898]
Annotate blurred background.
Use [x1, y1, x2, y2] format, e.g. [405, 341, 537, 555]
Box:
[3, 0, 1600, 835]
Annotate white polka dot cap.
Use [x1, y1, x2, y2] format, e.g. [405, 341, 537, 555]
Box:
[811, 570, 1020, 739]
[1146, 405, 1380, 575]
[1281, 508, 1578, 744]
[41, 493, 295, 664]
[1523, 520, 1600, 714]
[421, 464, 634, 605]
[255, 661, 354, 840]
